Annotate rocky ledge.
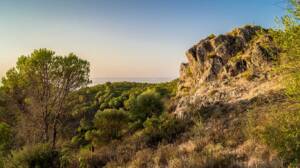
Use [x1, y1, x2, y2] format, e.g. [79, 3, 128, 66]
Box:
[175, 25, 281, 116]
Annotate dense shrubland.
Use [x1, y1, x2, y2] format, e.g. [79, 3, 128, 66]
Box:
[0, 0, 299, 167]
[0, 58, 181, 167]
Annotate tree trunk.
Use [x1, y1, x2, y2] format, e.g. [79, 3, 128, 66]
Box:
[51, 119, 58, 149]
[43, 120, 49, 142]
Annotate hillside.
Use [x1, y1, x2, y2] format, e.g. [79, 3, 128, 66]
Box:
[65, 25, 296, 168]
[91, 26, 287, 167]
[0, 2, 299, 167]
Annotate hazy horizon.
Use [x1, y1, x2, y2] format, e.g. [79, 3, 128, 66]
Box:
[0, 0, 286, 79]
[91, 77, 175, 85]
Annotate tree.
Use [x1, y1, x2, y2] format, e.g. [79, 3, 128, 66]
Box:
[288, 0, 300, 20]
[2, 49, 90, 148]
[87, 109, 129, 146]
[130, 90, 164, 123]
[272, 0, 300, 67]
[0, 88, 15, 124]
[141, 114, 187, 146]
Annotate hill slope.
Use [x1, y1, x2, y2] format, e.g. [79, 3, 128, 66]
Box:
[1, 24, 299, 168]
[84, 26, 289, 167]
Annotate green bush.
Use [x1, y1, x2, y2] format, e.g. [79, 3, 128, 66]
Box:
[142, 114, 187, 146]
[130, 90, 164, 123]
[88, 109, 129, 146]
[285, 72, 300, 101]
[263, 64, 300, 164]
[246, 73, 300, 166]
[0, 122, 12, 154]
[271, 1, 300, 71]
[252, 109, 300, 165]
[71, 119, 94, 148]
[4, 143, 60, 168]
[59, 143, 79, 168]
[0, 122, 12, 167]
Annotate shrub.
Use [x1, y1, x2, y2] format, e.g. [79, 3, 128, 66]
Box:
[261, 110, 300, 164]
[253, 2, 300, 164]
[88, 109, 129, 146]
[59, 143, 79, 168]
[78, 148, 109, 168]
[0, 122, 13, 154]
[247, 102, 300, 165]
[0, 123, 12, 168]
[4, 143, 60, 168]
[285, 72, 300, 101]
[71, 119, 93, 148]
[142, 114, 187, 146]
[271, 1, 300, 71]
[130, 90, 164, 123]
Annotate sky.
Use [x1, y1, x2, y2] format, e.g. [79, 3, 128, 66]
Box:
[0, 0, 286, 79]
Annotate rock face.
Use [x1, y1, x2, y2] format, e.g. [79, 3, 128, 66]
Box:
[175, 25, 280, 116]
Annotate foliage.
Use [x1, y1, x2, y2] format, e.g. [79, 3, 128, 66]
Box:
[0, 123, 13, 154]
[58, 143, 80, 168]
[87, 109, 129, 146]
[130, 89, 164, 123]
[271, 1, 300, 71]
[1, 48, 90, 147]
[70, 80, 177, 147]
[285, 72, 300, 101]
[262, 110, 300, 164]
[4, 143, 60, 168]
[71, 119, 94, 148]
[5, 2, 300, 167]
[247, 104, 300, 165]
[245, 2, 300, 165]
[93, 80, 177, 112]
[0, 89, 15, 127]
[288, 0, 300, 20]
[246, 71, 300, 165]
[141, 114, 188, 146]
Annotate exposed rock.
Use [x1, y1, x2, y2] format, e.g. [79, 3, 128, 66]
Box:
[175, 25, 280, 117]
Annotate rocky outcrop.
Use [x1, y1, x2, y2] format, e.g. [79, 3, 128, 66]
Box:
[175, 25, 280, 116]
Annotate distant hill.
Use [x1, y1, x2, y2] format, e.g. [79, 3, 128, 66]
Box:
[91, 77, 175, 84]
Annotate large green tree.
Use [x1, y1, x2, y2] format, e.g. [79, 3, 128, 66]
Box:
[2, 49, 90, 148]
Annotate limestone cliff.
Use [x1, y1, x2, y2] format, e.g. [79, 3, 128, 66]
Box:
[175, 25, 281, 116]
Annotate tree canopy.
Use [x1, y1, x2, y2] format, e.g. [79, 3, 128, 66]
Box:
[1, 48, 90, 147]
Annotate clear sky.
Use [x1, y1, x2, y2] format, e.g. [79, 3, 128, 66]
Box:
[0, 0, 286, 79]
